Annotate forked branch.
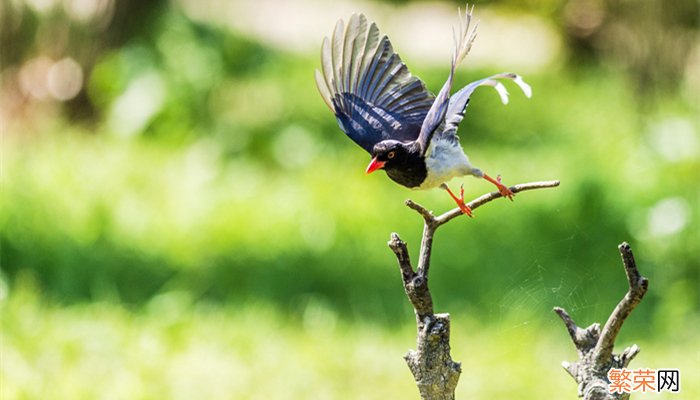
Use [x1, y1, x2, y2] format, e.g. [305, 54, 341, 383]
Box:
[554, 242, 649, 400]
[388, 180, 560, 400]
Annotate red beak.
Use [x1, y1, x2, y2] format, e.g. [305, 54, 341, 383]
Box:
[365, 157, 386, 174]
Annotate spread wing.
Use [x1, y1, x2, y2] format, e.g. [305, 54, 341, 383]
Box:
[439, 73, 532, 143]
[414, 6, 532, 148]
[416, 5, 478, 152]
[315, 14, 435, 154]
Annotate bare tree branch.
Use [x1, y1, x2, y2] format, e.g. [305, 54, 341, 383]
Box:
[435, 180, 561, 226]
[593, 243, 649, 366]
[389, 233, 433, 319]
[388, 180, 560, 399]
[407, 180, 561, 279]
[406, 200, 436, 223]
[555, 242, 649, 400]
[554, 307, 600, 351]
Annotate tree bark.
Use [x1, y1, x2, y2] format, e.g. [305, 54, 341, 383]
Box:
[554, 242, 649, 400]
[388, 180, 560, 399]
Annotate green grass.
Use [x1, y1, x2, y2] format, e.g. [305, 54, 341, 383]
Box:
[2, 280, 698, 400]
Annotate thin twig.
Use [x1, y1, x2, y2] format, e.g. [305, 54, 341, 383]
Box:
[389, 233, 414, 281]
[554, 307, 583, 345]
[554, 307, 600, 350]
[411, 180, 560, 277]
[435, 180, 561, 226]
[405, 199, 435, 224]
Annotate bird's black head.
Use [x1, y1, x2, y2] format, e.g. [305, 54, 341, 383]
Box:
[365, 140, 409, 173]
[365, 140, 427, 188]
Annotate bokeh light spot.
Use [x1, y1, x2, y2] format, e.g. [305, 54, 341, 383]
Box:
[47, 57, 84, 101]
[273, 125, 317, 169]
[18, 56, 53, 100]
[108, 72, 165, 138]
[647, 117, 699, 162]
[646, 197, 690, 238]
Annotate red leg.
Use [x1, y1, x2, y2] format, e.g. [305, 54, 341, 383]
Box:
[483, 173, 514, 201]
[443, 184, 473, 217]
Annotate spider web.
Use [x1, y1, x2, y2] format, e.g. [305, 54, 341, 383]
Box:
[477, 231, 608, 330]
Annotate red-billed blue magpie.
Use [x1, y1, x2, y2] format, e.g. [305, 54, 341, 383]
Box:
[315, 6, 531, 216]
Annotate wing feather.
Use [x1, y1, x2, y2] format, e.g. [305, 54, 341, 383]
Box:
[356, 21, 380, 96]
[317, 37, 334, 110]
[349, 15, 368, 94]
[379, 79, 424, 110]
[315, 69, 333, 111]
[316, 16, 435, 154]
[342, 14, 360, 94]
[364, 41, 394, 101]
[331, 19, 345, 103]
[372, 60, 407, 102]
[441, 72, 532, 137]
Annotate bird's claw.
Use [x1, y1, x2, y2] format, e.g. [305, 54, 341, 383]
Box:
[458, 184, 473, 216]
[496, 182, 514, 201]
[495, 185, 514, 201]
[444, 184, 473, 217]
[457, 201, 473, 217]
[485, 174, 514, 201]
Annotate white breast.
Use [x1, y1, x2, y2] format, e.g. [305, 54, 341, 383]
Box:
[417, 138, 474, 190]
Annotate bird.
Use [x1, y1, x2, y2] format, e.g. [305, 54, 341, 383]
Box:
[314, 5, 532, 217]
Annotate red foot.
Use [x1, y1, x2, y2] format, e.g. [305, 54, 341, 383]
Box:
[484, 174, 514, 201]
[444, 184, 473, 217]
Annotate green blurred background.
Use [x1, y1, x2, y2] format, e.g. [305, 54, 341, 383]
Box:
[1, 0, 698, 398]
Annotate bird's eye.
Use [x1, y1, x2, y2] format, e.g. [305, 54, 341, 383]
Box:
[387, 151, 395, 159]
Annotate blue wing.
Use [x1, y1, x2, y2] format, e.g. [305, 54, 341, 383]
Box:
[315, 14, 435, 154]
